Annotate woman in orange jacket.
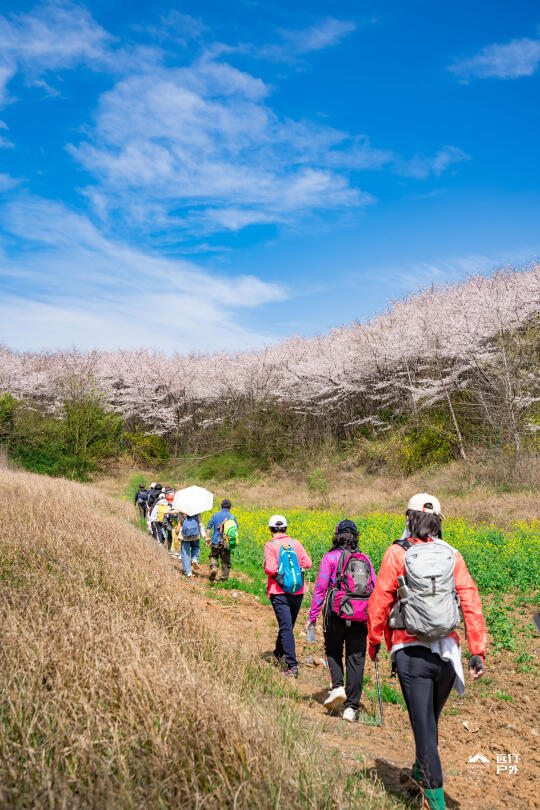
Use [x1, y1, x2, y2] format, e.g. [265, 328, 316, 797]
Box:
[367, 494, 486, 810]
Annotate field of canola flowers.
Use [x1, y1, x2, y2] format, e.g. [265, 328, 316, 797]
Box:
[200, 508, 540, 602]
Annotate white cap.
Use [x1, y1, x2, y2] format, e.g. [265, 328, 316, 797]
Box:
[149, 482, 156, 488]
[269, 514, 287, 529]
[407, 493, 444, 518]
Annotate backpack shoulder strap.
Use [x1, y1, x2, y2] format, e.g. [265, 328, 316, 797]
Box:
[393, 538, 413, 551]
[335, 549, 350, 587]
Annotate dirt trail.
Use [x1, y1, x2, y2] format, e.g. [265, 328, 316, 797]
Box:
[164, 550, 539, 809]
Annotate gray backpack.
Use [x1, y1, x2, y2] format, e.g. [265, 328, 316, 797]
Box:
[389, 538, 460, 642]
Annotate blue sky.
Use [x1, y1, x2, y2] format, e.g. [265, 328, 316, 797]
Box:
[0, 0, 539, 352]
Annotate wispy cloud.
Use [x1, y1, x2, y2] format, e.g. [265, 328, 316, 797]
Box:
[449, 36, 540, 81]
[280, 17, 356, 54]
[68, 54, 376, 234]
[396, 146, 470, 179]
[0, 196, 288, 352]
[256, 16, 357, 63]
[0, 1, 112, 105]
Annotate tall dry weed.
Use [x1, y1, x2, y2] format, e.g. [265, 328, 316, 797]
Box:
[0, 470, 398, 809]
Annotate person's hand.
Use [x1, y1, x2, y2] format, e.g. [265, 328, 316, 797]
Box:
[468, 654, 485, 680]
[369, 643, 380, 662]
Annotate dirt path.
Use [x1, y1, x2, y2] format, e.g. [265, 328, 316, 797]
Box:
[164, 550, 539, 809]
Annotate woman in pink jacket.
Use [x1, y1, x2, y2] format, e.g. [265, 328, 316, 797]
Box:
[307, 519, 376, 722]
[263, 514, 312, 678]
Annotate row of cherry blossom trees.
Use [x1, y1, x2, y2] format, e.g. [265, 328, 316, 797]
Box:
[1, 265, 539, 466]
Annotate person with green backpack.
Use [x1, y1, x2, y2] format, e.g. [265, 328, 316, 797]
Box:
[367, 493, 487, 810]
[264, 514, 312, 678]
[206, 499, 238, 582]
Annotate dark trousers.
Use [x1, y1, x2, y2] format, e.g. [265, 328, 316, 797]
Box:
[395, 645, 455, 789]
[270, 592, 303, 668]
[151, 522, 163, 543]
[209, 545, 231, 580]
[324, 612, 367, 709]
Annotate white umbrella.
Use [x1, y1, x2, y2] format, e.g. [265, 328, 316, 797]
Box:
[172, 485, 213, 516]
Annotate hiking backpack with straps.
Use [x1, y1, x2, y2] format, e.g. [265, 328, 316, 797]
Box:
[329, 551, 376, 625]
[182, 516, 200, 538]
[274, 543, 304, 594]
[388, 538, 460, 642]
[219, 518, 239, 550]
[137, 490, 148, 505]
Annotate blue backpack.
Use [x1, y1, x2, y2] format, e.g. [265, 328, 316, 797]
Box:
[182, 516, 199, 538]
[275, 543, 304, 594]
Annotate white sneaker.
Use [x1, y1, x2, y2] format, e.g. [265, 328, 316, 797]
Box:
[191, 559, 200, 573]
[343, 707, 357, 723]
[184, 572, 192, 578]
[323, 686, 347, 710]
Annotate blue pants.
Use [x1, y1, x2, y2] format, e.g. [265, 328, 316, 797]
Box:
[181, 539, 200, 575]
[270, 592, 303, 668]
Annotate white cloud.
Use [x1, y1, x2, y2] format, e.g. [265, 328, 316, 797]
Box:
[396, 146, 470, 179]
[256, 16, 356, 63]
[279, 17, 356, 54]
[0, 196, 288, 352]
[449, 36, 540, 81]
[68, 55, 376, 233]
[0, 1, 112, 105]
[0, 173, 20, 191]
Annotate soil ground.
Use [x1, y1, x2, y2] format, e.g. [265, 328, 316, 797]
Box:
[155, 543, 539, 810]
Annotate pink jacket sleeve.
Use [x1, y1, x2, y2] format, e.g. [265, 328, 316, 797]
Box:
[264, 542, 279, 576]
[293, 539, 312, 571]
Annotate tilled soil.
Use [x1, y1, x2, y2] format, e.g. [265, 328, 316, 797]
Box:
[166, 551, 539, 810]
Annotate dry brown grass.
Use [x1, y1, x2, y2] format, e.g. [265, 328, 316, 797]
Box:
[99, 455, 539, 527]
[0, 469, 399, 809]
[230, 459, 539, 526]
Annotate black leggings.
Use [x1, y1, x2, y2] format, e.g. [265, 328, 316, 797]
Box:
[395, 645, 455, 789]
[324, 613, 367, 709]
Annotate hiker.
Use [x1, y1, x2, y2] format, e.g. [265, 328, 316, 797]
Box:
[179, 513, 207, 577]
[146, 483, 163, 513]
[206, 499, 238, 583]
[264, 514, 312, 678]
[306, 519, 376, 722]
[160, 490, 175, 551]
[367, 494, 486, 810]
[149, 491, 169, 545]
[145, 483, 157, 533]
[134, 483, 148, 518]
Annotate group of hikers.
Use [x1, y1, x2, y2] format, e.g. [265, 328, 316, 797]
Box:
[134, 483, 238, 582]
[135, 485, 486, 810]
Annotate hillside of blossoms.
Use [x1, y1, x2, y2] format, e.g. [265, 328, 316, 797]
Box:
[1, 265, 539, 470]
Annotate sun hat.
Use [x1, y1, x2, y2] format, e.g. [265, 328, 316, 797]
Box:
[407, 493, 445, 519]
[149, 482, 156, 488]
[269, 514, 287, 530]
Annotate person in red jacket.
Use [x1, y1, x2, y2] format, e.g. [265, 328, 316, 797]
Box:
[264, 514, 312, 678]
[367, 493, 486, 810]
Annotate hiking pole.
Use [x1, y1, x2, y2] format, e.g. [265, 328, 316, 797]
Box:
[374, 660, 384, 725]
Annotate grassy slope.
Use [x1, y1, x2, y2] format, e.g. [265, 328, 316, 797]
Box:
[99, 455, 539, 528]
[0, 469, 402, 810]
